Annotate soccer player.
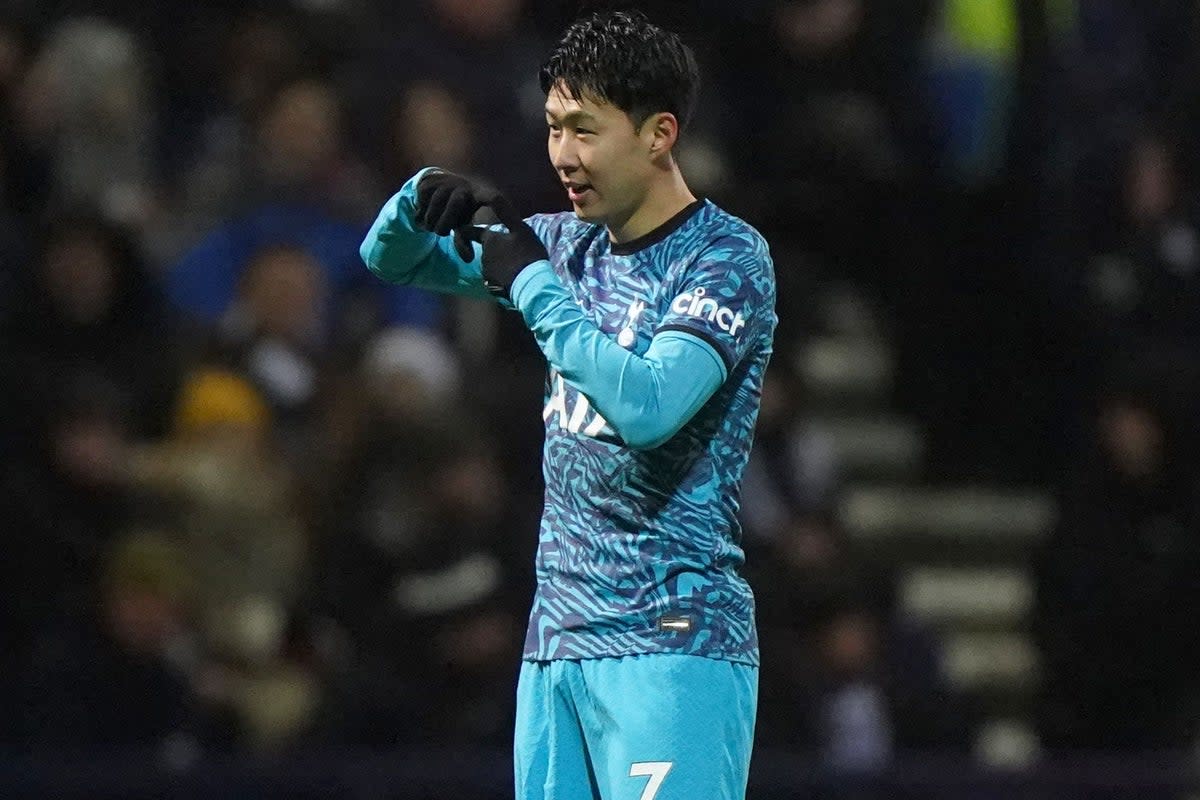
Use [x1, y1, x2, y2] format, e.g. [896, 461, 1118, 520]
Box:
[360, 11, 776, 800]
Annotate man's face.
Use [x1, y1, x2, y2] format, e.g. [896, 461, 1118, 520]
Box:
[240, 246, 326, 343]
[545, 82, 655, 229]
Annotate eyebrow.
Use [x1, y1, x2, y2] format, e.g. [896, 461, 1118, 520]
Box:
[545, 109, 600, 126]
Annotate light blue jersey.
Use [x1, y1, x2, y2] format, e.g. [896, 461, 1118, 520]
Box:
[519, 202, 775, 666]
[360, 169, 776, 668]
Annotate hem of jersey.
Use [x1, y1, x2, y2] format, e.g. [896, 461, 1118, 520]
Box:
[522, 651, 762, 668]
[522, 643, 759, 668]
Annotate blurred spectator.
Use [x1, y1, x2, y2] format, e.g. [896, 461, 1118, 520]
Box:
[171, 71, 379, 252]
[311, 402, 522, 745]
[1083, 129, 1200, 360]
[17, 530, 219, 753]
[411, 582, 522, 747]
[125, 367, 319, 750]
[357, 0, 556, 211]
[152, 7, 304, 254]
[213, 244, 331, 455]
[165, 46, 442, 346]
[190, 595, 323, 751]
[729, 0, 933, 232]
[1035, 380, 1200, 752]
[14, 17, 156, 227]
[0, 374, 137, 670]
[0, 16, 28, 102]
[361, 326, 462, 421]
[384, 78, 477, 188]
[922, 0, 1019, 183]
[1041, 1, 1199, 182]
[129, 368, 308, 636]
[176, 6, 306, 162]
[396, 436, 523, 747]
[377, 72, 540, 373]
[0, 18, 49, 227]
[0, 212, 175, 681]
[741, 366, 840, 546]
[0, 212, 184, 449]
[751, 514, 968, 764]
[813, 600, 895, 773]
[167, 177, 441, 360]
[306, 324, 466, 524]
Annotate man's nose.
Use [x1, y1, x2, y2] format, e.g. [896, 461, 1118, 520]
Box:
[551, 136, 579, 173]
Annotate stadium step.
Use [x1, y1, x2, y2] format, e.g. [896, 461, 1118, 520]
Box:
[974, 717, 1040, 767]
[807, 414, 924, 480]
[795, 335, 894, 404]
[837, 485, 1054, 546]
[942, 631, 1039, 693]
[899, 566, 1033, 628]
[794, 288, 1052, 754]
[813, 281, 887, 338]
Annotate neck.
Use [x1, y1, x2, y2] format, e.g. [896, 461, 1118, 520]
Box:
[608, 165, 696, 244]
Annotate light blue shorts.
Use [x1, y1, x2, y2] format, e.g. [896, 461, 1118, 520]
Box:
[514, 654, 758, 800]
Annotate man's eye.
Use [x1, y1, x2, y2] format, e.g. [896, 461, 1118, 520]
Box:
[576, 128, 594, 136]
[548, 124, 562, 133]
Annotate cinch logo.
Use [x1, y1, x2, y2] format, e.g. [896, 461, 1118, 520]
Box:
[671, 288, 746, 336]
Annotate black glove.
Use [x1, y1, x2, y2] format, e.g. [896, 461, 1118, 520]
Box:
[413, 170, 495, 262]
[462, 195, 549, 303]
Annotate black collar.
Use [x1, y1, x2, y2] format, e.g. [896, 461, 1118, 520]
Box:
[609, 199, 705, 255]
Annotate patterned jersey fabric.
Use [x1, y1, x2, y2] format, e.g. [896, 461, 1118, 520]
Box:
[523, 199, 776, 666]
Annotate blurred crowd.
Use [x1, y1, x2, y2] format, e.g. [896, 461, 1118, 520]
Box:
[2, 0, 1200, 781]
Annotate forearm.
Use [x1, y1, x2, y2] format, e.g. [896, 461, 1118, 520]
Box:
[512, 262, 725, 449]
[359, 167, 492, 300]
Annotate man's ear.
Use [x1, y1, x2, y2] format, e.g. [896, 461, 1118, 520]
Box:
[646, 112, 679, 157]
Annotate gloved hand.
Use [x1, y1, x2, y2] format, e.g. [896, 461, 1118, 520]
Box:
[413, 170, 495, 262]
[462, 195, 549, 303]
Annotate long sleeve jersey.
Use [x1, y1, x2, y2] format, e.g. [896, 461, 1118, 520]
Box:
[361, 169, 776, 665]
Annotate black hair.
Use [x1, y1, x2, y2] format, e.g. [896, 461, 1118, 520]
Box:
[539, 10, 699, 134]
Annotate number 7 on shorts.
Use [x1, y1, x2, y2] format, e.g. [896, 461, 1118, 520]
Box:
[629, 762, 673, 800]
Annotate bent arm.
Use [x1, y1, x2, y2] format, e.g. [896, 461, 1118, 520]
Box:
[359, 167, 492, 300]
[511, 262, 726, 449]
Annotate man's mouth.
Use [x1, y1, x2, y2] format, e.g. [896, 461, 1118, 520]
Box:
[565, 182, 593, 203]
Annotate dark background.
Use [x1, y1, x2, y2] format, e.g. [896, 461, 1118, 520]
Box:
[2, 0, 1200, 796]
